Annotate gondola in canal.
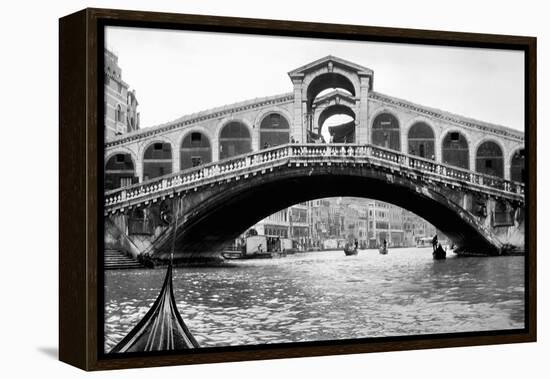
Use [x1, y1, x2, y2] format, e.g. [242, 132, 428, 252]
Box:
[433, 244, 447, 260]
[379, 239, 388, 255]
[343, 241, 358, 256]
[110, 200, 199, 353]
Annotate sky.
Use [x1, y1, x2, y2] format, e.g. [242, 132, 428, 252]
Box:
[105, 26, 525, 132]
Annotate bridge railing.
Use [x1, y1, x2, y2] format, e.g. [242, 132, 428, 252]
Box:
[104, 144, 293, 207]
[105, 143, 525, 210]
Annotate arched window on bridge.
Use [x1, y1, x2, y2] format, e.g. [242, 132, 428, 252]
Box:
[318, 105, 355, 143]
[180, 132, 212, 170]
[408, 122, 435, 160]
[442, 131, 469, 169]
[105, 153, 137, 190]
[143, 142, 173, 180]
[260, 113, 289, 148]
[219, 121, 252, 159]
[305, 73, 356, 133]
[372, 113, 401, 151]
[306, 73, 355, 111]
[475, 141, 504, 178]
[510, 148, 525, 182]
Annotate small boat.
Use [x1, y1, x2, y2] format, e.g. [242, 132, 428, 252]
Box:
[433, 245, 447, 260]
[379, 246, 388, 255]
[110, 199, 199, 353]
[344, 243, 358, 256]
[221, 251, 273, 260]
[221, 250, 245, 260]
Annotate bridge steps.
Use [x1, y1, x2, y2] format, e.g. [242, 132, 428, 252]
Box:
[104, 249, 144, 270]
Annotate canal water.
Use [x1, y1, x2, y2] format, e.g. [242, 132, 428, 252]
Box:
[104, 248, 525, 351]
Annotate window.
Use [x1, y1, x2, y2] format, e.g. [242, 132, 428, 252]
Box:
[154, 143, 163, 150]
[270, 113, 281, 127]
[451, 132, 460, 142]
[191, 132, 201, 143]
[115, 105, 123, 123]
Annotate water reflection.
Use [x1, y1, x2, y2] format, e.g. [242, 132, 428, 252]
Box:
[104, 248, 524, 351]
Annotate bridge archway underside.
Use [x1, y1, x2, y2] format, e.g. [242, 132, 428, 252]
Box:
[105, 144, 524, 258]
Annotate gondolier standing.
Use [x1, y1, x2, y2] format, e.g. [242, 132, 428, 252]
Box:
[432, 234, 438, 252]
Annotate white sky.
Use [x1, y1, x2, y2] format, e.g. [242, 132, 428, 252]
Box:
[105, 26, 524, 132]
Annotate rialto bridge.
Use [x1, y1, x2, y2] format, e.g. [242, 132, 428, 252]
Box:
[103, 56, 525, 261]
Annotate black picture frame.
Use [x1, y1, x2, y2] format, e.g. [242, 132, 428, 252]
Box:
[59, 8, 536, 371]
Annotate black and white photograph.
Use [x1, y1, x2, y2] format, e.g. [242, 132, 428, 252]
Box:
[101, 26, 526, 355]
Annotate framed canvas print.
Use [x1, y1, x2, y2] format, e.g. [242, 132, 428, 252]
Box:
[59, 8, 536, 371]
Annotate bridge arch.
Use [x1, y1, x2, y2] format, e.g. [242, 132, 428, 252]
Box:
[179, 129, 213, 170]
[317, 104, 356, 143]
[256, 110, 291, 149]
[142, 140, 174, 181]
[474, 139, 505, 178]
[509, 147, 525, 182]
[407, 120, 436, 160]
[441, 130, 470, 170]
[370, 110, 401, 151]
[162, 164, 502, 258]
[217, 118, 254, 160]
[104, 150, 138, 190]
[304, 72, 358, 112]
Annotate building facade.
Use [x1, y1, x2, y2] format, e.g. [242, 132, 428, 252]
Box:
[104, 48, 140, 140]
[249, 202, 312, 250]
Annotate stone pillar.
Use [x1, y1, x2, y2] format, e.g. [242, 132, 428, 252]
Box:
[290, 75, 305, 143]
[469, 148, 476, 173]
[400, 121, 408, 154]
[136, 160, 143, 182]
[503, 147, 511, 180]
[357, 75, 371, 144]
[174, 146, 181, 173]
[434, 127, 442, 163]
[212, 135, 220, 162]
[133, 143, 144, 182]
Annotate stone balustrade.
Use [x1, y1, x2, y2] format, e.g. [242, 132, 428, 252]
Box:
[104, 143, 525, 213]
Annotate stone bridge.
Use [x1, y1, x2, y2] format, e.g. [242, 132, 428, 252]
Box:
[104, 144, 524, 261]
[103, 56, 525, 261]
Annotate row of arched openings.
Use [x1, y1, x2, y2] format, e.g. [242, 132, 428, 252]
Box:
[105, 113, 291, 190]
[371, 112, 524, 181]
[104, 111, 525, 190]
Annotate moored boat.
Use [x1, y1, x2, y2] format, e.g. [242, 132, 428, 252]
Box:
[221, 251, 273, 260]
[344, 243, 358, 256]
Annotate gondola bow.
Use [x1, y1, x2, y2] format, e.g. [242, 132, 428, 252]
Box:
[109, 264, 199, 353]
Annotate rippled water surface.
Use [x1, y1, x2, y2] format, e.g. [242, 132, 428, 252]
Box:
[104, 248, 525, 351]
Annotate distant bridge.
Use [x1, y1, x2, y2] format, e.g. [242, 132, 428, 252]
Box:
[103, 56, 525, 260]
